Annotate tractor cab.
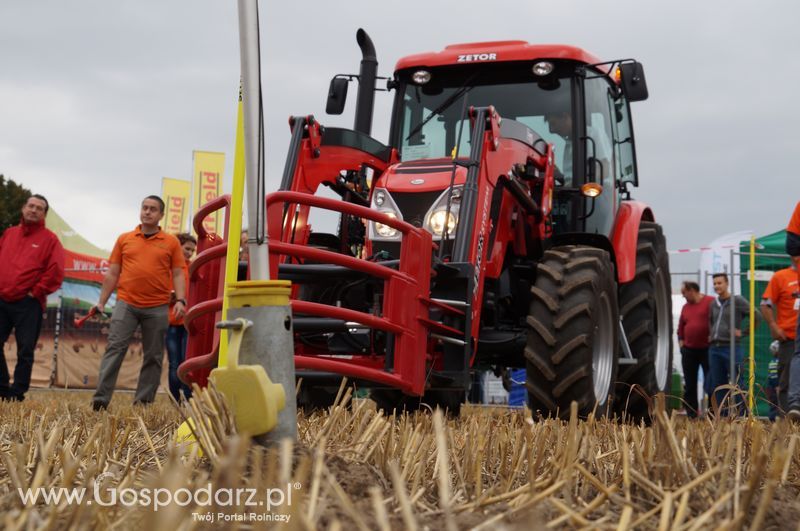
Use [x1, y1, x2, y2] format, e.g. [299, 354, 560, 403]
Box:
[329, 41, 649, 243]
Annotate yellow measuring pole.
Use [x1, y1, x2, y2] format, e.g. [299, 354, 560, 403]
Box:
[218, 88, 247, 367]
[748, 235, 756, 414]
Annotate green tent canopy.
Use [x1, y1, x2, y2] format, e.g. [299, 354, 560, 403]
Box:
[739, 229, 792, 417]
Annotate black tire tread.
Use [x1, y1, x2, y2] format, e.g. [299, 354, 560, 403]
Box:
[525, 246, 619, 419]
[615, 221, 674, 421]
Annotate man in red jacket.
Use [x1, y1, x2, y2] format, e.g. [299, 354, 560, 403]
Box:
[677, 281, 714, 417]
[0, 195, 64, 401]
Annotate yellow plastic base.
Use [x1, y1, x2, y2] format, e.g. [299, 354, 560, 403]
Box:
[226, 280, 291, 308]
[174, 418, 203, 457]
[210, 364, 286, 436]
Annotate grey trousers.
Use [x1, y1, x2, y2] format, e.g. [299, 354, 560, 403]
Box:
[776, 339, 794, 413]
[93, 300, 168, 405]
[790, 319, 800, 410]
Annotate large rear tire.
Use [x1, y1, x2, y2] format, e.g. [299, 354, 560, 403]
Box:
[526, 246, 619, 419]
[615, 221, 673, 421]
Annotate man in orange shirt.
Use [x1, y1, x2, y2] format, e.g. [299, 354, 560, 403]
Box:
[760, 264, 798, 414]
[92, 196, 186, 410]
[787, 201, 800, 420]
[788, 201, 800, 263]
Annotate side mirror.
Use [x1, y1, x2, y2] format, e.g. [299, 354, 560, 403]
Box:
[619, 62, 648, 102]
[326, 77, 349, 115]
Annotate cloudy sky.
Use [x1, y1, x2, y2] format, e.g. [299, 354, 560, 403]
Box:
[1, 1, 798, 276]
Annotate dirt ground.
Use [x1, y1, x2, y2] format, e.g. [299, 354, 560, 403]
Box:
[0, 389, 798, 530]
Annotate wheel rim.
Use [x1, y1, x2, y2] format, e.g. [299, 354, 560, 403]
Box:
[592, 292, 614, 405]
[654, 268, 671, 390]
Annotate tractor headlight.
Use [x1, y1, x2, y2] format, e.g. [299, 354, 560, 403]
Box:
[412, 70, 432, 84]
[424, 186, 462, 240]
[428, 210, 457, 236]
[532, 61, 554, 76]
[369, 188, 403, 241]
[374, 213, 399, 238]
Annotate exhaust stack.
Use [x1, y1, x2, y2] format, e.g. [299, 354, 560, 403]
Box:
[353, 28, 377, 135]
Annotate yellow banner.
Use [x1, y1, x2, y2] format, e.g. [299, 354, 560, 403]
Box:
[191, 151, 225, 236]
[160, 177, 191, 234]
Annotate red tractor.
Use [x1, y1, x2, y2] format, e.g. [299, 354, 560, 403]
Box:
[183, 31, 672, 420]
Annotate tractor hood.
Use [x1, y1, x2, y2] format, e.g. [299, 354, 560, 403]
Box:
[378, 159, 468, 192]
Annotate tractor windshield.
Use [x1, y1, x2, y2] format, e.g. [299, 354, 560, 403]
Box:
[394, 62, 575, 183]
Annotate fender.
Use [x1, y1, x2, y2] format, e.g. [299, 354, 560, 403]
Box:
[611, 201, 654, 284]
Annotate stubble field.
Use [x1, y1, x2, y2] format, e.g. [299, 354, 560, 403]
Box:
[0, 386, 798, 530]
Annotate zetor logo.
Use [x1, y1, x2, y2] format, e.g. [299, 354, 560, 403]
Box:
[457, 53, 497, 63]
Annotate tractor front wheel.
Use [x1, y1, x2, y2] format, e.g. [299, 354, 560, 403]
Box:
[525, 246, 619, 419]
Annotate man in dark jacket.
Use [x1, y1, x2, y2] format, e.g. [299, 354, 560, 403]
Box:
[0, 195, 65, 401]
[707, 273, 752, 416]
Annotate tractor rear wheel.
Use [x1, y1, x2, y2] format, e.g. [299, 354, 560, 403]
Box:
[615, 221, 673, 421]
[526, 246, 619, 419]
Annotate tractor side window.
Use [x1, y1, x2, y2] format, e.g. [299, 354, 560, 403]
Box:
[583, 77, 615, 186]
[612, 96, 637, 187]
[583, 75, 616, 235]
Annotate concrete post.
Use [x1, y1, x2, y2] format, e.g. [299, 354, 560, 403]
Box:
[227, 280, 297, 443]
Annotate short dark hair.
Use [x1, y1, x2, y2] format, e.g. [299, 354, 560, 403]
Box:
[712, 273, 729, 283]
[28, 194, 49, 214]
[177, 232, 197, 245]
[143, 195, 165, 213]
[682, 281, 700, 292]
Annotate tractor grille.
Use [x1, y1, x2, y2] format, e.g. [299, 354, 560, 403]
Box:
[392, 191, 441, 229]
[372, 190, 457, 259]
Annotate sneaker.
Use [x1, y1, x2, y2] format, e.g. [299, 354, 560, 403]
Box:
[788, 408, 800, 421]
[1, 393, 23, 402]
[92, 401, 108, 411]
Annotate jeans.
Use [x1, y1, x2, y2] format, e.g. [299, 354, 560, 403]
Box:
[166, 325, 192, 402]
[789, 318, 800, 410]
[0, 296, 43, 400]
[680, 347, 709, 418]
[709, 344, 745, 416]
[93, 301, 169, 406]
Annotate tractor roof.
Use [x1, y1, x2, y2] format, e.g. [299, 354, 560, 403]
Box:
[395, 41, 602, 71]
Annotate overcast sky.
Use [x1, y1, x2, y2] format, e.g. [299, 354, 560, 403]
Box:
[1, 0, 798, 275]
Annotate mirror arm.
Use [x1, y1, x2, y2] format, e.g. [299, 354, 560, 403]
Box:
[617, 180, 632, 201]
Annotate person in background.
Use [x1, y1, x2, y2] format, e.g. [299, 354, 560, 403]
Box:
[759, 263, 798, 415]
[677, 281, 714, 418]
[784, 201, 800, 420]
[0, 195, 64, 401]
[238, 229, 249, 281]
[92, 196, 186, 410]
[166, 233, 196, 402]
[766, 341, 780, 421]
[707, 273, 753, 416]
